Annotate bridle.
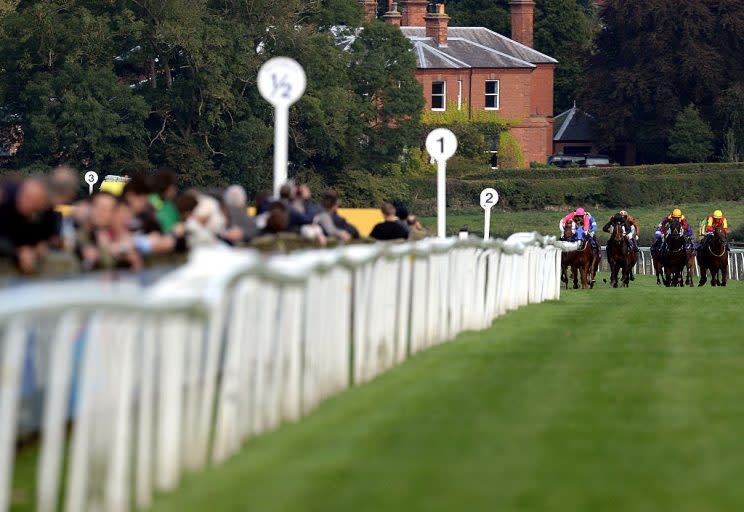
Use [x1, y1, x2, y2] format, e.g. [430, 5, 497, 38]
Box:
[708, 244, 727, 258]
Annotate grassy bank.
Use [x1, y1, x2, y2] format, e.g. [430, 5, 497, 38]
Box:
[421, 201, 744, 245]
[144, 275, 744, 512]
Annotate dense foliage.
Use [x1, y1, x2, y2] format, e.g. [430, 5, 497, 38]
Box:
[580, 0, 744, 163]
[0, 0, 424, 191]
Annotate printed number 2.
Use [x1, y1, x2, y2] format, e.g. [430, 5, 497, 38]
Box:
[485, 192, 494, 204]
[271, 74, 292, 99]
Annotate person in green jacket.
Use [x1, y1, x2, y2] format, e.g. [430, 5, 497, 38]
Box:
[148, 168, 181, 232]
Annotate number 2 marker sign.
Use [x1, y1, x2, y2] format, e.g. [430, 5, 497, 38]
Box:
[480, 188, 499, 241]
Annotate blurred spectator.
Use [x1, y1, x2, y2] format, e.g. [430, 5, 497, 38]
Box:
[149, 167, 181, 232]
[96, 199, 143, 270]
[394, 201, 411, 235]
[262, 201, 290, 235]
[49, 165, 79, 205]
[406, 215, 429, 241]
[314, 190, 351, 242]
[76, 192, 142, 270]
[293, 184, 322, 218]
[0, 177, 59, 273]
[279, 183, 314, 229]
[176, 191, 229, 248]
[370, 202, 409, 241]
[122, 175, 161, 234]
[223, 185, 257, 243]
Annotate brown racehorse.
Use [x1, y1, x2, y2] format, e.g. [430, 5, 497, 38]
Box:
[662, 220, 688, 287]
[697, 225, 729, 287]
[651, 242, 664, 285]
[606, 219, 636, 288]
[560, 223, 597, 289]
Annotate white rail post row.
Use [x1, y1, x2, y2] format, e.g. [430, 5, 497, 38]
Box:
[0, 235, 574, 512]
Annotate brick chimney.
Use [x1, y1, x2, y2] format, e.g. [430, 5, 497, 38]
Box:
[510, 0, 535, 47]
[382, 2, 403, 27]
[425, 3, 449, 47]
[401, 0, 428, 27]
[359, 0, 377, 23]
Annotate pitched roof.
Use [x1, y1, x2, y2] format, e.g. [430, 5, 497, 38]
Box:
[553, 105, 596, 142]
[400, 26, 557, 69]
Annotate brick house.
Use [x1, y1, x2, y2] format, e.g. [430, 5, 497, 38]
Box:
[359, 0, 557, 166]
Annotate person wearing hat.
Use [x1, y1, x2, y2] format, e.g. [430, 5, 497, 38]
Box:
[560, 207, 600, 256]
[659, 208, 694, 254]
[699, 209, 730, 252]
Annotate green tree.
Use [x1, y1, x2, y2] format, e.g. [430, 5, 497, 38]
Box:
[716, 84, 744, 161]
[580, 0, 744, 162]
[668, 105, 714, 163]
[348, 21, 424, 171]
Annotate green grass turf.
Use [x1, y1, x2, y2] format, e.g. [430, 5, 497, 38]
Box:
[420, 201, 744, 245]
[145, 275, 744, 512]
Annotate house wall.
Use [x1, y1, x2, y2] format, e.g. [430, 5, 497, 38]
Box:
[417, 66, 554, 165]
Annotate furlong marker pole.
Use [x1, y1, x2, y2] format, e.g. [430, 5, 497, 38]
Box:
[258, 57, 306, 196]
[426, 129, 458, 238]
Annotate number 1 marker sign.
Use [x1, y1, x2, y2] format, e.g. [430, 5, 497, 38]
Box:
[425, 128, 458, 238]
[258, 57, 307, 196]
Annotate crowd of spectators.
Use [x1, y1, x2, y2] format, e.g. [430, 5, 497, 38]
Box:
[0, 168, 426, 274]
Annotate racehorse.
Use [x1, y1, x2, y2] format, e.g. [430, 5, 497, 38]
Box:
[560, 223, 597, 289]
[662, 220, 688, 287]
[697, 225, 729, 287]
[605, 218, 636, 288]
[651, 242, 664, 285]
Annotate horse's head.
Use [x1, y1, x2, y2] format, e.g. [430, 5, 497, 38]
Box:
[669, 219, 682, 238]
[562, 222, 574, 240]
[714, 225, 726, 239]
[611, 218, 625, 241]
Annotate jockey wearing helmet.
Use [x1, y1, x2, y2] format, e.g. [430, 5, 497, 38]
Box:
[700, 209, 730, 251]
[560, 208, 599, 256]
[659, 208, 693, 238]
[706, 210, 729, 234]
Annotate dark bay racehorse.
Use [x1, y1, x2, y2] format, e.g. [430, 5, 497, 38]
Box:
[662, 220, 688, 287]
[561, 223, 598, 289]
[606, 218, 637, 288]
[697, 225, 729, 287]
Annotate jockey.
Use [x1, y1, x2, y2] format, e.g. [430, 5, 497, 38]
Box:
[620, 210, 640, 252]
[700, 209, 730, 251]
[705, 210, 729, 234]
[561, 207, 599, 254]
[659, 208, 693, 252]
[659, 208, 693, 238]
[602, 211, 639, 280]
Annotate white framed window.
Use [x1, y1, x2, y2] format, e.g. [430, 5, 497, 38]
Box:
[457, 80, 463, 110]
[485, 80, 500, 110]
[431, 81, 446, 111]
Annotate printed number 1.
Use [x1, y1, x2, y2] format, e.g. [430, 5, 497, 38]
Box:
[438, 137, 444, 154]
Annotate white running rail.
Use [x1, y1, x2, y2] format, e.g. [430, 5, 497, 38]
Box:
[0, 234, 570, 512]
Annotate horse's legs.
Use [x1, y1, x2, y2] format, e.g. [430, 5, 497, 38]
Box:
[572, 265, 579, 289]
[580, 264, 589, 289]
[698, 265, 708, 287]
[609, 261, 618, 288]
[722, 264, 729, 287]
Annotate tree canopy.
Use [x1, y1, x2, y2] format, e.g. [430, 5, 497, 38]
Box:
[579, 0, 744, 163]
[0, 0, 424, 192]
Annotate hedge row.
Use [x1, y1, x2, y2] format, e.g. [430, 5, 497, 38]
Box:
[400, 169, 744, 215]
[460, 162, 744, 181]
